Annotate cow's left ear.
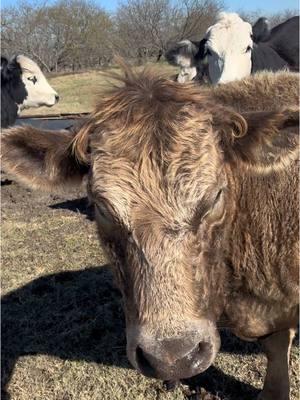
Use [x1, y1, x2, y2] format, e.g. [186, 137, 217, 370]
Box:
[219, 108, 299, 173]
[1, 56, 22, 83]
[1, 125, 90, 192]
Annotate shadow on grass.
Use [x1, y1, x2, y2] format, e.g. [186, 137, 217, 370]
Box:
[2, 264, 262, 400]
[49, 197, 94, 221]
[183, 366, 260, 400]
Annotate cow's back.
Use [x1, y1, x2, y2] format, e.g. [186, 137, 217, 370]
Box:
[208, 71, 299, 112]
[267, 16, 299, 70]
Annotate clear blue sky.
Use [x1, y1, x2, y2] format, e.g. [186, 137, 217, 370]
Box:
[1, 0, 298, 13]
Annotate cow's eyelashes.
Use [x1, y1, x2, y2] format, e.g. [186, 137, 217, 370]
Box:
[192, 189, 224, 227]
[213, 189, 223, 205]
[202, 189, 223, 218]
[28, 76, 37, 84]
[95, 201, 115, 223]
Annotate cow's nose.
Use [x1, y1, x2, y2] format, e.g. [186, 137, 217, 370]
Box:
[135, 338, 214, 379]
[127, 321, 220, 380]
[55, 95, 60, 102]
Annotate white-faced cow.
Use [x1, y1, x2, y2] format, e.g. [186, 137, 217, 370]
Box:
[166, 12, 299, 84]
[1, 69, 299, 400]
[1, 55, 59, 128]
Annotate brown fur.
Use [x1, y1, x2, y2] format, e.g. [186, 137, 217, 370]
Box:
[1, 67, 299, 398]
[1, 125, 88, 191]
[208, 70, 299, 112]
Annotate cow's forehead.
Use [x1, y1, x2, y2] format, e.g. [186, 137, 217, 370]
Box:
[90, 130, 223, 228]
[206, 15, 252, 54]
[16, 55, 42, 75]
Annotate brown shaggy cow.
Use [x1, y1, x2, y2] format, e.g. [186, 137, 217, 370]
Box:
[1, 68, 299, 400]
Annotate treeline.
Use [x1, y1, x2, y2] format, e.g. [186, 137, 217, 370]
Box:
[1, 0, 297, 72]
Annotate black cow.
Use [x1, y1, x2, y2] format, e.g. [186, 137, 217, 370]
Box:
[251, 16, 299, 73]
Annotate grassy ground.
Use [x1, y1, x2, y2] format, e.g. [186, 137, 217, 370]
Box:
[2, 66, 299, 400]
[2, 179, 299, 400]
[22, 64, 178, 116]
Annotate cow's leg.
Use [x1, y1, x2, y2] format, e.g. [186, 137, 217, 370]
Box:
[258, 328, 295, 400]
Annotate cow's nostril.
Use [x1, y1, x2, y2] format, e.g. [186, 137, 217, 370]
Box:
[195, 341, 213, 364]
[55, 95, 60, 102]
[199, 341, 212, 353]
[136, 346, 156, 377]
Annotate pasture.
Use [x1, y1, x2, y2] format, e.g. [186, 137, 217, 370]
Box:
[22, 64, 178, 115]
[2, 67, 299, 400]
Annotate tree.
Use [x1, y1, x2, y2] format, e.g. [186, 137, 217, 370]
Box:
[113, 0, 223, 63]
[1, 0, 113, 71]
[1, 0, 297, 70]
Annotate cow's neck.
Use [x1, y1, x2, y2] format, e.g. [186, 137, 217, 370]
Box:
[251, 44, 288, 73]
[1, 90, 19, 128]
[222, 164, 299, 339]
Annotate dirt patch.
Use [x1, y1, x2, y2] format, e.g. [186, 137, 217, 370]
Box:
[2, 178, 299, 400]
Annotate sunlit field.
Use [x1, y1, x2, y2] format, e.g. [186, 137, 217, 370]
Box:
[22, 63, 178, 116]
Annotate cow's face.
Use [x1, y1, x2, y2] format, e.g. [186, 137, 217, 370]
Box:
[16, 55, 59, 109]
[205, 13, 253, 84]
[88, 101, 231, 380]
[1, 70, 298, 381]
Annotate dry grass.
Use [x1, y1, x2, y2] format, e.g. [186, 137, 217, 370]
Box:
[21, 63, 178, 116]
[2, 180, 299, 400]
[2, 65, 299, 400]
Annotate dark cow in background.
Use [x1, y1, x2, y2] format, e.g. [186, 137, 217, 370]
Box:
[1, 55, 59, 128]
[251, 15, 299, 73]
[166, 12, 299, 84]
[1, 68, 299, 400]
[165, 38, 208, 83]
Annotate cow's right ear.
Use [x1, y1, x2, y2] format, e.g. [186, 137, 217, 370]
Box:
[1, 56, 21, 83]
[1, 57, 10, 82]
[219, 108, 299, 173]
[1, 56, 8, 69]
[1, 125, 90, 192]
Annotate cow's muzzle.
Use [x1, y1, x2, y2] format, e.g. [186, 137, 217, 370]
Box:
[127, 320, 220, 380]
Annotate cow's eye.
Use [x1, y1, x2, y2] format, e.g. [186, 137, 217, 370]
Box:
[95, 201, 124, 240]
[95, 202, 115, 224]
[28, 76, 37, 84]
[202, 189, 224, 220]
[213, 189, 223, 205]
[245, 46, 252, 53]
[205, 189, 223, 216]
[192, 189, 224, 228]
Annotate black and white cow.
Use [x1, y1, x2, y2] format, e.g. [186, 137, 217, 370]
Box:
[165, 39, 207, 83]
[165, 12, 299, 84]
[1, 55, 59, 128]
